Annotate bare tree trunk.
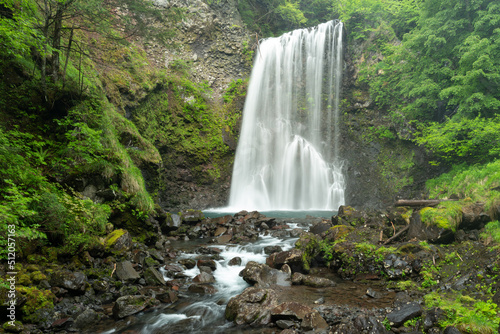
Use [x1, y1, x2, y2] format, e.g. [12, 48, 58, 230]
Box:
[62, 27, 74, 88]
[51, 3, 64, 83]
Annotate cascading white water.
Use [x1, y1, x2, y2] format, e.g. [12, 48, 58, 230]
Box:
[228, 20, 345, 211]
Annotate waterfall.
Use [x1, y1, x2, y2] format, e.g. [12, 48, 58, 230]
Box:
[228, 20, 345, 211]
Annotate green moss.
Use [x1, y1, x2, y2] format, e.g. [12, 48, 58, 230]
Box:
[424, 291, 499, 333]
[104, 229, 126, 249]
[30, 271, 47, 283]
[420, 201, 463, 232]
[17, 286, 55, 321]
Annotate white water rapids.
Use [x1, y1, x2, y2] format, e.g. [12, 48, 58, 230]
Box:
[228, 20, 345, 212]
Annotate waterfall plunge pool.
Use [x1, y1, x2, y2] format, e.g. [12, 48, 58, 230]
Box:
[203, 210, 337, 219]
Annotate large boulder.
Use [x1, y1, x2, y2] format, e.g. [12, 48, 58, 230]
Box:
[239, 261, 291, 288]
[112, 295, 150, 319]
[115, 261, 140, 282]
[50, 271, 87, 294]
[104, 229, 132, 251]
[266, 249, 305, 272]
[225, 287, 279, 325]
[180, 209, 204, 223]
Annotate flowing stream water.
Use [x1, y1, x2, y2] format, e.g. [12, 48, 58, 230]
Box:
[228, 20, 345, 211]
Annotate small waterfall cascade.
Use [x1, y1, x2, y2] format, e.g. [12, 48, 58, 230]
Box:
[228, 20, 345, 211]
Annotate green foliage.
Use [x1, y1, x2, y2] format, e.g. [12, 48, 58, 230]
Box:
[426, 161, 500, 211]
[481, 221, 500, 244]
[414, 116, 500, 165]
[424, 291, 500, 333]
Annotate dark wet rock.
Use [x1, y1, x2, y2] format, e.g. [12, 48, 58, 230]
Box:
[423, 308, 446, 330]
[366, 288, 381, 298]
[73, 308, 99, 330]
[271, 302, 328, 330]
[225, 287, 279, 325]
[92, 280, 110, 293]
[50, 271, 87, 294]
[180, 209, 204, 223]
[386, 302, 422, 327]
[104, 229, 132, 251]
[197, 259, 217, 271]
[239, 261, 291, 287]
[148, 248, 165, 262]
[276, 319, 297, 329]
[460, 202, 490, 230]
[157, 290, 178, 303]
[178, 259, 196, 269]
[302, 275, 335, 288]
[188, 284, 218, 294]
[115, 261, 140, 282]
[133, 250, 149, 266]
[266, 249, 305, 272]
[112, 295, 149, 319]
[228, 257, 242, 266]
[443, 326, 463, 334]
[211, 215, 233, 225]
[144, 267, 166, 285]
[309, 220, 333, 235]
[353, 315, 390, 333]
[451, 273, 471, 291]
[193, 272, 216, 283]
[260, 222, 270, 230]
[383, 254, 412, 279]
[264, 245, 283, 254]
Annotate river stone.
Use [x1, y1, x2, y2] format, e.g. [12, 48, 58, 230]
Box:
[225, 287, 279, 325]
[112, 295, 149, 319]
[276, 319, 296, 329]
[157, 290, 178, 303]
[214, 226, 227, 236]
[264, 245, 283, 254]
[443, 326, 463, 334]
[302, 275, 336, 288]
[144, 267, 166, 285]
[266, 249, 305, 272]
[180, 209, 204, 223]
[104, 229, 132, 251]
[309, 220, 333, 235]
[188, 284, 218, 294]
[301, 309, 329, 330]
[178, 259, 196, 269]
[216, 234, 232, 244]
[386, 302, 423, 327]
[73, 308, 99, 329]
[228, 257, 242, 266]
[50, 270, 87, 294]
[193, 272, 216, 283]
[239, 261, 291, 287]
[197, 259, 217, 271]
[116, 261, 140, 282]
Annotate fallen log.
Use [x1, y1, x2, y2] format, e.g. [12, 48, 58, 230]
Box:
[383, 225, 410, 245]
[395, 199, 456, 207]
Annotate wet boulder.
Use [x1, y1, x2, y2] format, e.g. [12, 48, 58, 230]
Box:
[50, 271, 87, 294]
[115, 261, 140, 282]
[239, 261, 291, 287]
[264, 245, 283, 254]
[73, 308, 99, 330]
[291, 273, 336, 288]
[192, 272, 216, 284]
[407, 211, 455, 244]
[460, 202, 490, 230]
[104, 229, 132, 251]
[228, 257, 242, 266]
[386, 302, 422, 327]
[266, 249, 305, 272]
[225, 287, 279, 325]
[188, 284, 218, 294]
[112, 295, 150, 319]
[143, 267, 166, 285]
[180, 209, 204, 223]
[309, 220, 333, 235]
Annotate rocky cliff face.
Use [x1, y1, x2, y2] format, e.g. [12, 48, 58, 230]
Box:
[339, 36, 444, 210]
[134, 0, 252, 211]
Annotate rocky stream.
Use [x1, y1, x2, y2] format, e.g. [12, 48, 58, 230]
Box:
[3, 205, 499, 334]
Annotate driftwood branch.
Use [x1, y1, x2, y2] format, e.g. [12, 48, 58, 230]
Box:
[383, 225, 410, 245]
[395, 199, 456, 207]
